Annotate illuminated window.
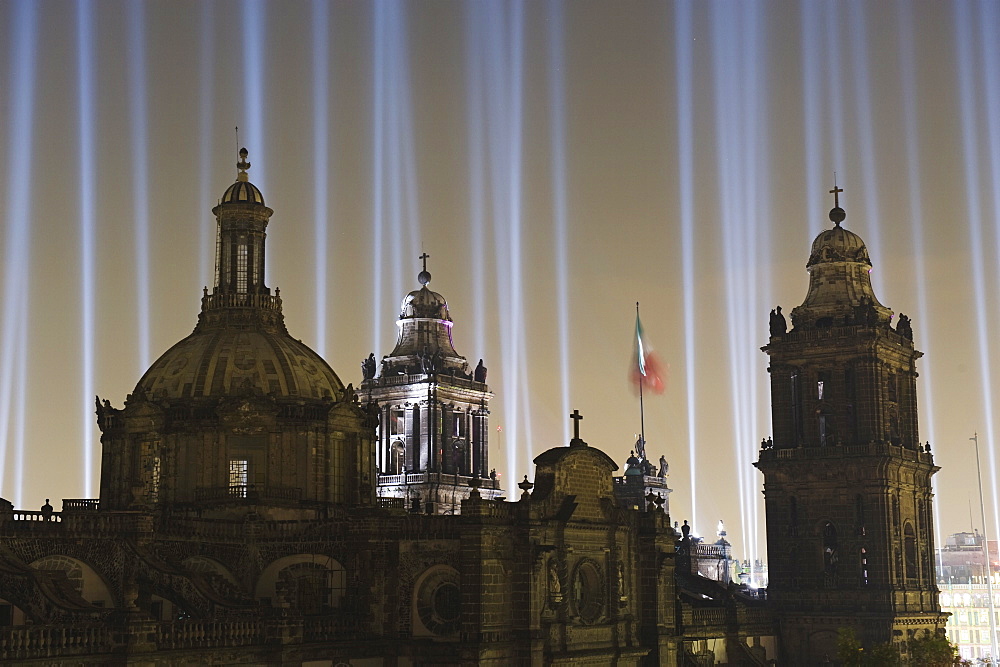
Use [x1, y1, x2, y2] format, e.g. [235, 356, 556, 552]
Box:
[252, 240, 259, 286]
[390, 409, 405, 436]
[229, 460, 248, 497]
[150, 457, 161, 503]
[237, 244, 248, 293]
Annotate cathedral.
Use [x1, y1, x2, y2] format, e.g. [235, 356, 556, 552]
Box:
[0, 155, 942, 665]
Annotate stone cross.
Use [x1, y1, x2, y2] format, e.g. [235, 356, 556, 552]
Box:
[420, 252, 430, 272]
[829, 184, 843, 208]
[570, 409, 583, 441]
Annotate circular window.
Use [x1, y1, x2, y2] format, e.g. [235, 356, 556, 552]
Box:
[572, 561, 605, 623]
[416, 569, 462, 635]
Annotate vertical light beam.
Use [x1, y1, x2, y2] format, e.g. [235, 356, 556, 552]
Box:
[198, 1, 216, 289]
[312, 0, 330, 357]
[546, 0, 571, 446]
[674, 0, 699, 533]
[0, 0, 37, 506]
[127, 1, 151, 372]
[77, 0, 97, 497]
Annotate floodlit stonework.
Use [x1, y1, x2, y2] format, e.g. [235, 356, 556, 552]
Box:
[0, 161, 941, 665]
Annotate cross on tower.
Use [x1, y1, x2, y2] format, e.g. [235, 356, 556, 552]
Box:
[420, 252, 430, 272]
[829, 183, 843, 208]
[570, 409, 583, 441]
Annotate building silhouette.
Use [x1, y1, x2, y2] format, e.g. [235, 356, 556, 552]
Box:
[0, 156, 943, 665]
[755, 191, 946, 662]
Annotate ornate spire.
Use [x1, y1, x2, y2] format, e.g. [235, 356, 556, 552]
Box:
[829, 178, 846, 227]
[418, 252, 431, 286]
[237, 147, 251, 183]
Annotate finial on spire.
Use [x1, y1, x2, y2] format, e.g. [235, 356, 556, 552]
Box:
[828, 175, 846, 227]
[417, 252, 431, 285]
[237, 147, 251, 182]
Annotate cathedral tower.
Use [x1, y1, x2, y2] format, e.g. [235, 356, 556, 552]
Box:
[755, 189, 945, 662]
[96, 149, 376, 516]
[361, 255, 502, 513]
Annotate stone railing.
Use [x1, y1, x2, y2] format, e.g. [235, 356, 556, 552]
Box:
[378, 472, 500, 489]
[0, 624, 110, 659]
[302, 616, 361, 642]
[376, 497, 405, 510]
[201, 292, 282, 312]
[62, 499, 99, 512]
[761, 441, 933, 465]
[11, 510, 60, 523]
[686, 606, 727, 629]
[156, 619, 263, 650]
[364, 373, 487, 392]
[194, 484, 303, 503]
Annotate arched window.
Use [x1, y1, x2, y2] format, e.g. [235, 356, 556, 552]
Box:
[904, 524, 917, 582]
[855, 494, 866, 536]
[388, 440, 405, 475]
[860, 547, 869, 586]
[789, 497, 798, 536]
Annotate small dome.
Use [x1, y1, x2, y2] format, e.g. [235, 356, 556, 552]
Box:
[806, 225, 870, 268]
[220, 180, 266, 207]
[400, 287, 451, 321]
[137, 329, 342, 401]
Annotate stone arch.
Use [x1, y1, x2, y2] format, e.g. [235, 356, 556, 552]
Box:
[29, 555, 114, 608]
[255, 554, 345, 615]
[412, 564, 461, 638]
[182, 556, 239, 587]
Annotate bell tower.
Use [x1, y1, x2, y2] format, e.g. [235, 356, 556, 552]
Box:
[755, 189, 946, 663]
[361, 256, 502, 514]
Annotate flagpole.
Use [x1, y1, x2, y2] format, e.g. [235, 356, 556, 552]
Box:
[637, 302, 645, 450]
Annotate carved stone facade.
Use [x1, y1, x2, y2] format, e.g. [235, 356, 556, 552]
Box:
[0, 153, 776, 665]
[755, 199, 946, 663]
[362, 263, 502, 514]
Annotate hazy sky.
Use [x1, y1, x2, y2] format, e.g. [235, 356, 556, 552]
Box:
[0, 0, 998, 564]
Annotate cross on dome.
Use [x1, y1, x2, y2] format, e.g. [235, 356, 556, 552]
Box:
[828, 178, 846, 227]
[570, 409, 583, 442]
[417, 252, 432, 286]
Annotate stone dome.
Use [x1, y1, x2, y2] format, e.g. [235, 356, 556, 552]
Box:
[220, 180, 265, 206]
[806, 225, 870, 268]
[400, 287, 451, 321]
[136, 329, 343, 401]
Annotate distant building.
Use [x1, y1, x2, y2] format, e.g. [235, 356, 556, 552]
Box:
[938, 530, 1000, 664]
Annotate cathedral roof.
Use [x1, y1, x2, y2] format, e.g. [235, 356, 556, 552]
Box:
[218, 147, 266, 207]
[806, 224, 870, 268]
[788, 193, 892, 330]
[135, 148, 342, 402]
[220, 180, 265, 206]
[400, 286, 451, 321]
[136, 327, 343, 401]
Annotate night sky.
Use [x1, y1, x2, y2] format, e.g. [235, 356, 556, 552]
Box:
[1, 0, 998, 565]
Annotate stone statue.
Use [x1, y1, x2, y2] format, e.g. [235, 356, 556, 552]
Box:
[474, 359, 487, 383]
[635, 435, 647, 461]
[896, 313, 913, 341]
[617, 561, 626, 601]
[361, 353, 377, 380]
[548, 559, 562, 603]
[769, 306, 787, 337]
[658, 455, 668, 478]
[681, 520, 691, 539]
